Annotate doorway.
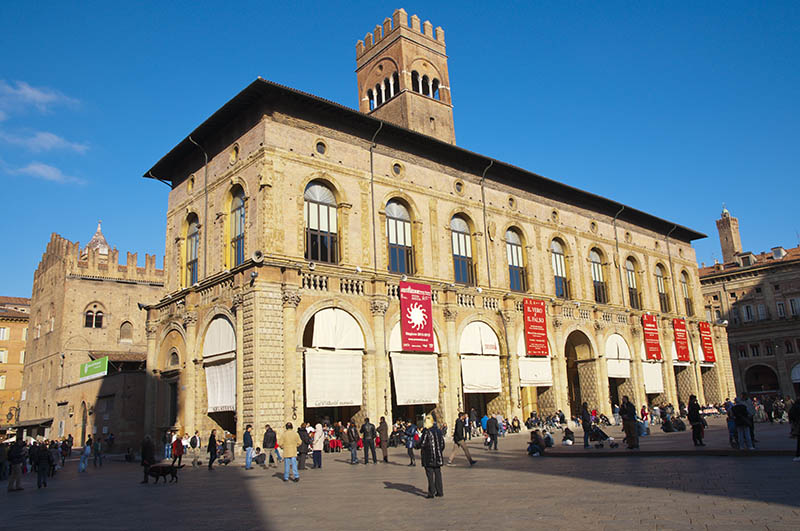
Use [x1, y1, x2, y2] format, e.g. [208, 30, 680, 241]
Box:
[565, 330, 594, 416]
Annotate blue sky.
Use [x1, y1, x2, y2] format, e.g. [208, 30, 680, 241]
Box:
[1, 1, 798, 298]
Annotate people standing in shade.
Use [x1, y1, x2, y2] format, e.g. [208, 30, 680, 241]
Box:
[262, 424, 281, 468]
[788, 399, 800, 462]
[345, 420, 360, 465]
[404, 420, 418, 466]
[92, 436, 104, 468]
[311, 423, 324, 469]
[189, 431, 201, 467]
[7, 440, 24, 491]
[418, 415, 445, 499]
[743, 392, 757, 446]
[243, 425, 254, 470]
[297, 423, 311, 470]
[163, 431, 172, 460]
[732, 397, 755, 450]
[447, 412, 476, 466]
[612, 404, 621, 426]
[360, 417, 377, 465]
[140, 435, 155, 484]
[207, 429, 218, 470]
[79, 437, 91, 472]
[620, 396, 639, 450]
[66, 434, 74, 457]
[581, 403, 592, 449]
[687, 395, 705, 446]
[277, 422, 301, 482]
[378, 416, 389, 463]
[171, 433, 184, 467]
[485, 413, 499, 451]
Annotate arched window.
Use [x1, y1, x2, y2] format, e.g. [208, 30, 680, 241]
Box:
[186, 214, 200, 286]
[411, 71, 420, 93]
[94, 311, 103, 328]
[386, 200, 413, 274]
[655, 264, 670, 312]
[625, 258, 641, 310]
[368, 89, 375, 111]
[680, 271, 693, 317]
[119, 321, 133, 342]
[84, 311, 94, 328]
[551, 239, 569, 299]
[506, 228, 525, 292]
[451, 216, 474, 285]
[590, 249, 607, 304]
[432, 79, 440, 100]
[304, 181, 338, 264]
[169, 351, 180, 367]
[375, 83, 383, 106]
[422, 75, 431, 96]
[392, 72, 399, 97]
[230, 186, 245, 267]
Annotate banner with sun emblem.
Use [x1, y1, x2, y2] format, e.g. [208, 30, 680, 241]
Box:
[399, 281, 434, 352]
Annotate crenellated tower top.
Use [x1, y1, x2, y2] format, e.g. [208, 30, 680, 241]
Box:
[355, 8, 455, 144]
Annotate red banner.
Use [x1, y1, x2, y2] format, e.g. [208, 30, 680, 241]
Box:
[642, 314, 661, 360]
[672, 318, 690, 362]
[523, 298, 548, 356]
[399, 281, 434, 352]
[699, 321, 716, 362]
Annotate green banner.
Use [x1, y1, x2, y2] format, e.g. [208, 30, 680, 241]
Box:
[79, 357, 108, 382]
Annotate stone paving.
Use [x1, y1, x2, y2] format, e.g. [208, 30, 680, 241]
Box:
[2, 421, 798, 530]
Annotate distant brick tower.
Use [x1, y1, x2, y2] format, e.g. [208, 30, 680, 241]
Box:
[716, 205, 743, 263]
[356, 8, 455, 144]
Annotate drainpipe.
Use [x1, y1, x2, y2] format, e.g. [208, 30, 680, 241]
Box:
[612, 206, 625, 306]
[187, 136, 209, 281]
[369, 122, 383, 274]
[147, 171, 173, 189]
[480, 160, 494, 288]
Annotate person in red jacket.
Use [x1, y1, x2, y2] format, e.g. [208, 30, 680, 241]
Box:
[171, 434, 185, 466]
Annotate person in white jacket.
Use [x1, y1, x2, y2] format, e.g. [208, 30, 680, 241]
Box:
[311, 423, 325, 469]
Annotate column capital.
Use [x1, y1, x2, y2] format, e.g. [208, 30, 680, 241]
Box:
[231, 292, 245, 309]
[443, 306, 457, 322]
[182, 312, 198, 328]
[145, 323, 159, 338]
[281, 286, 301, 308]
[370, 297, 389, 316]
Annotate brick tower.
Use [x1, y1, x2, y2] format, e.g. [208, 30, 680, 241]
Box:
[356, 8, 455, 144]
[716, 205, 743, 263]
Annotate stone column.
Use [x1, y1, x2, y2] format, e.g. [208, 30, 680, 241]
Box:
[144, 319, 158, 439]
[281, 284, 302, 424]
[626, 324, 647, 408]
[689, 328, 706, 404]
[232, 292, 245, 442]
[443, 301, 459, 425]
[552, 317, 570, 415]
[370, 295, 390, 423]
[502, 297, 522, 420]
[181, 312, 198, 434]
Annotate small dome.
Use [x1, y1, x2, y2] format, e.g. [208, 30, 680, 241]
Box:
[82, 220, 110, 258]
[721, 203, 730, 218]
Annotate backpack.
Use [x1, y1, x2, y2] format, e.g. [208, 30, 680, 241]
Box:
[190, 435, 198, 448]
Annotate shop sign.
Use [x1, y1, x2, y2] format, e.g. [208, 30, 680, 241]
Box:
[642, 314, 661, 360]
[699, 321, 716, 362]
[399, 281, 434, 352]
[523, 298, 548, 357]
[673, 318, 690, 362]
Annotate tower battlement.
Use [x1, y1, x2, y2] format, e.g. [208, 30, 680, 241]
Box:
[356, 8, 445, 59]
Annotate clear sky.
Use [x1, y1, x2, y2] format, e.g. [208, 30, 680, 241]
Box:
[1, 1, 798, 298]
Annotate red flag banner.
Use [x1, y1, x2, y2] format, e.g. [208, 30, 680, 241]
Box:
[699, 321, 716, 362]
[642, 314, 661, 360]
[523, 298, 548, 357]
[399, 281, 434, 352]
[672, 318, 690, 362]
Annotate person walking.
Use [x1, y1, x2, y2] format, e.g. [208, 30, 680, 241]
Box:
[262, 424, 281, 468]
[140, 434, 155, 484]
[189, 431, 201, 467]
[92, 436, 104, 468]
[243, 424, 254, 470]
[345, 420, 360, 464]
[79, 437, 91, 472]
[743, 392, 757, 445]
[277, 422, 302, 482]
[447, 412, 476, 466]
[360, 417, 377, 465]
[7, 440, 24, 492]
[581, 403, 592, 449]
[418, 415, 445, 499]
[485, 412, 499, 451]
[67, 434, 74, 457]
[620, 396, 639, 449]
[404, 420, 418, 466]
[311, 423, 324, 469]
[788, 399, 800, 462]
[163, 431, 172, 460]
[171, 434, 184, 467]
[687, 395, 705, 446]
[207, 429, 218, 470]
[297, 423, 311, 470]
[612, 404, 621, 426]
[378, 416, 389, 463]
[732, 397, 755, 450]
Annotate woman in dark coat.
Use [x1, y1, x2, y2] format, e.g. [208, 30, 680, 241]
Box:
[140, 435, 155, 484]
[207, 429, 218, 470]
[687, 395, 705, 446]
[297, 423, 311, 470]
[417, 415, 445, 499]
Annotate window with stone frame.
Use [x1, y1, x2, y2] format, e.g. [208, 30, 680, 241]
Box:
[386, 199, 414, 275]
[506, 228, 526, 292]
[186, 214, 200, 285]
[655, 265, 669, 312]
[304, 181, 338, 264]
[551, 239, 569, 299]
[589, 249, 607, 304]
[450, 216, 474, 286]
[230, 186, 246, 267]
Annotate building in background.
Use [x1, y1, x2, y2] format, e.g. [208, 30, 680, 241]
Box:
[17, 223, 164, 447]
[700, 207, 800, 399]
[0, 296, 29, 436]
[141, 9, 734, 444]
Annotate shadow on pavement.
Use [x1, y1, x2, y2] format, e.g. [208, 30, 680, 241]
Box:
[383, 480, 428, 498]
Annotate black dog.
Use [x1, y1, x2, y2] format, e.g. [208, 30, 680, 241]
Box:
[148, 463, 184, 483]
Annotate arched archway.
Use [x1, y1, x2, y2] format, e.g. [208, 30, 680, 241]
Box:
[388, 322, 441, 424]
[201, 316, 237, 435]
[745, 365, 779, 397]
[605, 333, 633, 412]
[459, 320, 503, 416]
[516, 331, 555, 419]
[564, 330, 596, 416]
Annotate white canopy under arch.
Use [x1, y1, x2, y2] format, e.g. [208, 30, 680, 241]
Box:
[388, 322, 440, 353]
[643, 362, 664, 394]
[606, 333, 632, 379]
[310, 308, 366, 350]
[460, 321, 502, 393]
[515, 332, 552, 387]
[459, 321, 500, 355]
[388, 322, 440, 405]
[671, 342, 690, 367]
[305, 349, 363, 407]
[202, 316, 236, 413]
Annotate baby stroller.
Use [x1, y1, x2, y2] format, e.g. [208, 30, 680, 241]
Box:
[588, 424, 619, 448]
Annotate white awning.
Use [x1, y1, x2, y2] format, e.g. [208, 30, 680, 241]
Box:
[461, 355, 502, 393]
[459, 321, 500, 355]
[390, 353, 439, 405]
[515, 332, 552, 358]
[791, 364, 800, 383]
[643, 362, 664, 394]
[305, 349, 363, 407]
[606, 334, 631, 379]
[388, 323, 440, 353]
[311, 308, 365, 350]
[671, 342, 690, 366]
[519, 357, 553, 387]
[203, 316, 236, 362]
[205, 360, 236, 412]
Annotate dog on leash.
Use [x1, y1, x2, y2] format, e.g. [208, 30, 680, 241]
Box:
[148, 463, 184, 483]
